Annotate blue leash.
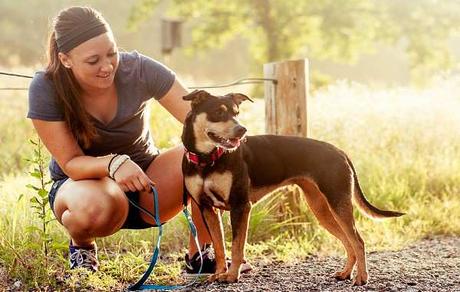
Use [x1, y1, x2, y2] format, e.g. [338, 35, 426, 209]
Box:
[126, 185, 203, 291]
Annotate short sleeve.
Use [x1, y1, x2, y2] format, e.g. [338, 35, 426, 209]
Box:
[139, 53, 176, 100]
[27, 72, 64, 121]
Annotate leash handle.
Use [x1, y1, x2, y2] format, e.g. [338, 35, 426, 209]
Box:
[127, 184, 204, 291]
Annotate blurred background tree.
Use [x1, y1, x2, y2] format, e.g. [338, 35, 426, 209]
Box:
[128, 0, 460, 86]
[1, 0, 460, 86]
[379, 0, 460, 83]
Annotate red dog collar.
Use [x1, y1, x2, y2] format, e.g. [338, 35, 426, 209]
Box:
[185, 147, 225, 167]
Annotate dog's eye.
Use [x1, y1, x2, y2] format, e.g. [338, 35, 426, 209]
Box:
[215, 109, 227, 119]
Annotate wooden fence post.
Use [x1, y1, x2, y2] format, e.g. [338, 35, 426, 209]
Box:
[263, 59, 310, 225]
[263, 59, 309, 137]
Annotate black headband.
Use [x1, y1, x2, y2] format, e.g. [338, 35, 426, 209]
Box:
[56, 18, 109, 53]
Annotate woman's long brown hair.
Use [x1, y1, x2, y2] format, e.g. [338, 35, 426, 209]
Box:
[45, 7, 106, 149]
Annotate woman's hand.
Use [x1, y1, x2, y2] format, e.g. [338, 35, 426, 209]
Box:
[113, 159, 154, 192]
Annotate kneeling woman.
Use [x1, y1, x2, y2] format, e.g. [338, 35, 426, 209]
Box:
[28, 6, 251, 275]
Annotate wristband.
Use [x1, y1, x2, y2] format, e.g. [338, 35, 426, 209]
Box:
[109, 154, 130, 179]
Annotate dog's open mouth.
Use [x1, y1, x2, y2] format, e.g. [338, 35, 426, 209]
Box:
[207, 131, 242, 149]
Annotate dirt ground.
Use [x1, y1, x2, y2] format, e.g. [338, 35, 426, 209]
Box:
[2, 236, 459, 291]
[189, 236, 460, 292]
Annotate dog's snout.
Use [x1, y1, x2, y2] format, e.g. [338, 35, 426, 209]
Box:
[235, 125, 247, 137]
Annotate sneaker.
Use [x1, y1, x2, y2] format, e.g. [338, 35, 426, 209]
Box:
[184, 244, 216, 275]
[184, 244, 252, 275]
[69, 241, 99, 272]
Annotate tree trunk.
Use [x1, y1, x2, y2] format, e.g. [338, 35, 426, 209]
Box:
[254, 0, 279, 62]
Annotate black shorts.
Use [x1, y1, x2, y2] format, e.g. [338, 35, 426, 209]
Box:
[48, 178, 154, 230]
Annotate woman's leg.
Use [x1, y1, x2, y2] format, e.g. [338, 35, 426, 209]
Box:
[140, 145, 212, 255]
[53, 145, 211, 252]
[53, 177, 129, 246]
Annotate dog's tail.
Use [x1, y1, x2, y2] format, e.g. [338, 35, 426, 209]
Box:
[346, 156, 405, 219]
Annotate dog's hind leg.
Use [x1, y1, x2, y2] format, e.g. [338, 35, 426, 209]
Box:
[326, 194, 368, 286]
[296, 178, 356, 281]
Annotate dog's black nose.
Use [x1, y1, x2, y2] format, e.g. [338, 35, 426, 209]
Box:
[235, 125, 247, 137]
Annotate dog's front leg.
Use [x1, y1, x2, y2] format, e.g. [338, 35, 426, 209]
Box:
[200, 206, 227, 279]
[215, 202, 251, 283]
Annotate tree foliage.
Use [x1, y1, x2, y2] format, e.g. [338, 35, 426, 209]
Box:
[130, 0, 460, 82]
[2, 0, 460, 83]
[377, 0, 460, 81]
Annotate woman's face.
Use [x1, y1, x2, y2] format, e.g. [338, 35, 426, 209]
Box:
[58, 32, 119, 92]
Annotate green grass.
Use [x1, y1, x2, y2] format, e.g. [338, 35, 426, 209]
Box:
[1, 77, 460, 289]
[0, 91, 36, 177]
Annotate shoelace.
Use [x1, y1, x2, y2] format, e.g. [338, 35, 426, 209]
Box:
[70, 248, 97, 269]
[185, 246, 215, 271]
[202, 246, 215, 261]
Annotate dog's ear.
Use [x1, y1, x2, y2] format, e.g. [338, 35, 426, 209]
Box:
[225, 93, 254, 105]
[183, 90, 211, 108]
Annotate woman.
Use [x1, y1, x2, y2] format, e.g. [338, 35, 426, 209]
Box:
[27, 6, 250, 275]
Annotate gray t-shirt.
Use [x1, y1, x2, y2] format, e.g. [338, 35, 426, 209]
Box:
[27, 51, 176, 180]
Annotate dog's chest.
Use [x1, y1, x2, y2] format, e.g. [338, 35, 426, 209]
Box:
[185, 171, 233, 209]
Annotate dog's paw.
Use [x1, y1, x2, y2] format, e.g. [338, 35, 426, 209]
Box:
[208, 272, 239, 283]
[351, 273, 368, 286]
[207, 273, 221, 283]
[333, 271, 352, 281]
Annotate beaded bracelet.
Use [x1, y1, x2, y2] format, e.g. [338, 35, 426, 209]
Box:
[109, 154, 130, 179]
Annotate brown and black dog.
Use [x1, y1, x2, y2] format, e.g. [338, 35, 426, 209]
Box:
[181, 90, 404, 286]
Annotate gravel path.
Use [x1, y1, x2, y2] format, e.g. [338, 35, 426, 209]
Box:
[187, 236, 460, 292]
[2, 236, 459, 291]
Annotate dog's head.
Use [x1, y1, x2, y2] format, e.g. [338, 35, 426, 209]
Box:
[182, 90, 253, 152]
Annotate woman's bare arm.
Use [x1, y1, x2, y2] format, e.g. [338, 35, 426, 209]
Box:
[32, 119, 152, 191]
[31, 119, 112, 180]
[158, 78, 191, 124]
[31, 119, 152, 193]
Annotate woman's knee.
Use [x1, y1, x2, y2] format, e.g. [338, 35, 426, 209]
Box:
[55, 178, 129, 235]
